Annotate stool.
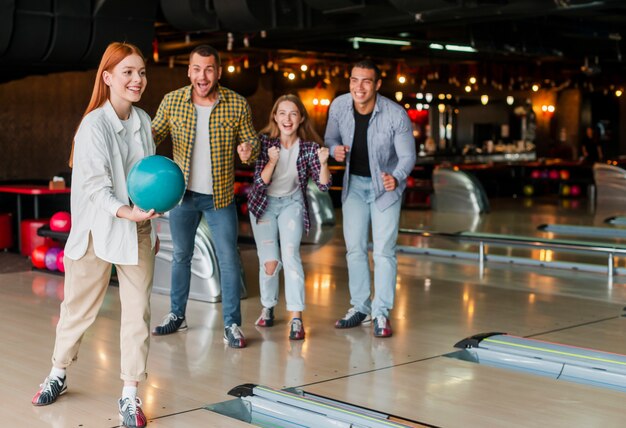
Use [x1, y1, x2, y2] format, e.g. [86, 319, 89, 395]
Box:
[21, 218, 53, 256]
[0, 213, 13, 250]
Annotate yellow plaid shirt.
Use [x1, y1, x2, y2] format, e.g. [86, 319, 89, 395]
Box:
[152, 84, 259, 209]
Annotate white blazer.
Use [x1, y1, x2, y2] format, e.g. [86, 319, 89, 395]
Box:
[64, 101, 156, 265]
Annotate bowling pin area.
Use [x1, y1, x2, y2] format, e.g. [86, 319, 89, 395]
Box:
[2, 193, 626, 427]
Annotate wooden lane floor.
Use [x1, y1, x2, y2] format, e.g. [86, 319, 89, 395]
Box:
[2, 196, 626, 427]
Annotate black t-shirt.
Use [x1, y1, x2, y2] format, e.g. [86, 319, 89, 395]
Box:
[350, 109, 372, 177]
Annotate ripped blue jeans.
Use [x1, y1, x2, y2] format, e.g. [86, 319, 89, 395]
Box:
[250, 192, 305, 312]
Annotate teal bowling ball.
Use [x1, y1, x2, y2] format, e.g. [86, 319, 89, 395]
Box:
[127, 155, 185, 213]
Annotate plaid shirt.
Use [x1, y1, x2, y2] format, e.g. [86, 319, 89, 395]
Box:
[248, 134, 331, 234]
[152, 84, 259, 209]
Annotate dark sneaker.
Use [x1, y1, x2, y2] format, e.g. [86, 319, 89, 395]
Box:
[289, 318, 305, 340]
[224, 324, 247, 348]
[118, 397, 147, 428]
[373, 315, 393, 338]
[32, 375, 67, 406]
[255, 307, 275, 327]
[335, 307, 371, 329]
[152, 313, 187, 336]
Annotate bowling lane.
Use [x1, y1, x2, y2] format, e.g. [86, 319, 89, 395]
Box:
[302, 356, 626, 428]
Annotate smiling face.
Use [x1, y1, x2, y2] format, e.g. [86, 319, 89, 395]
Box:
[349, 66, 381, 112]
[188, 53, 221, 102]
[274, 100, 303, 139]
[103, 53, 146, 107]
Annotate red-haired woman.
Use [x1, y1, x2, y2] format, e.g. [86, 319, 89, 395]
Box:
[31, 42, 159, 428]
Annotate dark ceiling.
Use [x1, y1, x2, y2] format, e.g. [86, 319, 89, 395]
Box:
[2, 0, 626, 92]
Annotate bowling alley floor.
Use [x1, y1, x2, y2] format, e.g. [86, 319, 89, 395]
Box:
[2, 195, 626, 427]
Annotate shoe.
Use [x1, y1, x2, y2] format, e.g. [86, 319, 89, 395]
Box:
[373, 315, 393, 338]
[335, 307, 371, 329]
[289, 318, 305, 340]
[224, 324, 247, 348]
[118, 396, 147, 428]
[32, 375, 67, 406]
[255, 307, 275, 327]
[152, 313, 187, 336]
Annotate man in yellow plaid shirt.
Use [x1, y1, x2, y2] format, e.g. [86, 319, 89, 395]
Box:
[152, 45, 259, 348]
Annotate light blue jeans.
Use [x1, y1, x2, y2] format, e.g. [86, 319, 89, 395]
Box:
[169, 191, 242, 327]
[250, 192, 305, 312]
[343, 175, 402, 318]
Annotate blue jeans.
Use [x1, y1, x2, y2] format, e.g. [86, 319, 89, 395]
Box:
[169, 191, 241, 326]
[249, 192, 305, 312]
[342, 175, 402, 318]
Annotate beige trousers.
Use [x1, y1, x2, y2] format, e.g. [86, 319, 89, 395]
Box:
[52, 221, 154, 382]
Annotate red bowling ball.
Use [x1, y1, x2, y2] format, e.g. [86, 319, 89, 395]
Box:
[50, 211, 71, 232]
[31, 245, 50, 269]
[56, 250, 65, 273]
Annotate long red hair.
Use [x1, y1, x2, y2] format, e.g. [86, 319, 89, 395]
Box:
[69, 42, 146, 167]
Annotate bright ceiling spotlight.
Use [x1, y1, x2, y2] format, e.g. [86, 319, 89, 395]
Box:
[481, 95, 489, 105]
[506, 96, 514, 105]
[532, 84, 540, 92]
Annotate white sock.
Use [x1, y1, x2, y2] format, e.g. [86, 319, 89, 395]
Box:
[49, 367, 66, 380]
[122, 385, 138, 400]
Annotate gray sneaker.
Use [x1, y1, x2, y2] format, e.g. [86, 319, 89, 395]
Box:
[223, 324, 247, 348]
[32, 375, 67, 406]
[152, 312, 187, 336]
[118, 396, 147, 428]
[335, 307, 371, 329]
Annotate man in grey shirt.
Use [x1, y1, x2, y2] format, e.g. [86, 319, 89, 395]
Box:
[325, 59, 416, 338]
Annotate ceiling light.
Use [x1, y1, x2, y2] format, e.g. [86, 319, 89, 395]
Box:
[429, 43, 476, 53]
[445, 44, 476, 52]
[349, 37, 411, 49]
[481, 95, 489, 105]
[506, 96, 514, 105]
[616, 89, 623, 97]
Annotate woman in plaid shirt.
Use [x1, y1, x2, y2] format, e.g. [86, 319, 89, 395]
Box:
[248, 94, 331, 340]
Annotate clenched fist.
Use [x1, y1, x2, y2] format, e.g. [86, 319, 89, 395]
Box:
[381, 172, 397, 192]
[318, 147, 329, 165]
[333, 145, 349, 162]
[237, 142, 253, 162]
[268, 146, 280, 165]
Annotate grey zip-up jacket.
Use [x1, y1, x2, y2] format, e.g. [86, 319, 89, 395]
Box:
[324, 92, 416, 211]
